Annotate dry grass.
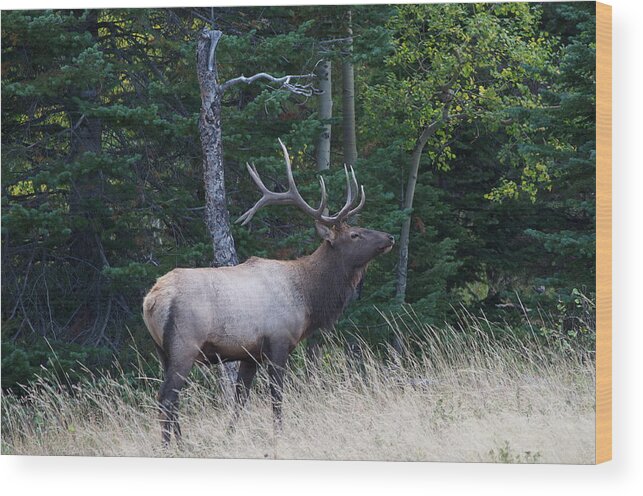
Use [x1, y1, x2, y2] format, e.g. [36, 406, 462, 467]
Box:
[1, 313, 595, 463]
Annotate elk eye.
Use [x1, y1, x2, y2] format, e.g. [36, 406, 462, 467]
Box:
[351, 232, 360, 239]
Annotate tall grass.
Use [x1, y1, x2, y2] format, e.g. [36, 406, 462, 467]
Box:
[1, 311, 595, 463]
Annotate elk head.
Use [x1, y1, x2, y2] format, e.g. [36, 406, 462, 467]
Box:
[236, 139, 395, 268]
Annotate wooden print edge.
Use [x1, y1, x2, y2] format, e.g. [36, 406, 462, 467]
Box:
[595, 1, 612, 464]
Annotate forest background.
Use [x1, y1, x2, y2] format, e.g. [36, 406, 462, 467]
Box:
[1, 2, 596, 390]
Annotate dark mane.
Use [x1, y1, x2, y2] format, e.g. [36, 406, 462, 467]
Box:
[296, 242, 368, 335]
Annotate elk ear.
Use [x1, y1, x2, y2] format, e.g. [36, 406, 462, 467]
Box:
[315, 222, 336, 245]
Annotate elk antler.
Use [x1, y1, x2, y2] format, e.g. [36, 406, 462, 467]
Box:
[236, 139, 366, 227]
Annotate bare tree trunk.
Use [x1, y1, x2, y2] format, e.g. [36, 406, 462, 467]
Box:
[195, 26, 316, 397]
[196, 30, 239, 268]
[316, 59, 332, 171]
[395, 107, 451, 303]
[341, 10, 358, 167]
[196, 29, 238, 399]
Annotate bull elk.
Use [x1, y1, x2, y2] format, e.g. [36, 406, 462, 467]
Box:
[143, 139, 394, 446]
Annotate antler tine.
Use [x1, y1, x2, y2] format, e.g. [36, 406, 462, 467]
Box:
[235, 163, 273, 225]
[277, 138, 327, 218]
[318, 176, 328, 213]
[236, 198, 263, 226]
[320, 165, 359, 224]
[349, 166, 359, 197]
[246, 162, 270, 194]
[346, 184, 366, 219]
[236, 190, 274, 225]
[278, 138, 295, 190]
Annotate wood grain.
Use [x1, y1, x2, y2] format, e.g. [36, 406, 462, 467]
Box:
[595, 1, 612, 465]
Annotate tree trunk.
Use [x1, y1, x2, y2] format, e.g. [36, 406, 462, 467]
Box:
[310, 58, 332, 359]
[316, 59, 332, 171]
[395, 113, 450, 303]
[196, 30, 239, 268]
[69, 95, 103, 264]
[341, 10, 358, 167]
[68, 11, 105, 341]
[69, 10, 102, 265]
[196, 29, 238, 399]
[195, 26, 317, 394]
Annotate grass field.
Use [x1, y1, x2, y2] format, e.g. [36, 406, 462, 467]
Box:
[1, 312, 595, 463]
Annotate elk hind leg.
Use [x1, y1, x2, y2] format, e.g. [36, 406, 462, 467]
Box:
[154, 343, 168, 372]
[158, 353, 195, 448]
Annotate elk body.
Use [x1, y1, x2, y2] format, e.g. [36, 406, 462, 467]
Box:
[143, 140, 394, 446]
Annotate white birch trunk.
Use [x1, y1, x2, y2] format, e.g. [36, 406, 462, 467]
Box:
[342, 10, 358, 167]
[316, 59, 332, 171]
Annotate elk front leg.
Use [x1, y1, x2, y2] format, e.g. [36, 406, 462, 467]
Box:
[266, 351, 288, 433]
[228, 360, 258, 430]
[234, 360, 258, 407]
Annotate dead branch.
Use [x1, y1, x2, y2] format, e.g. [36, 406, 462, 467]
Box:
[221, 72, 319, 96]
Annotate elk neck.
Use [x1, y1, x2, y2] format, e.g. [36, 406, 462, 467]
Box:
[294, 241, 367, 336]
